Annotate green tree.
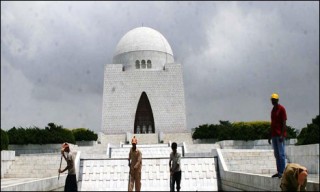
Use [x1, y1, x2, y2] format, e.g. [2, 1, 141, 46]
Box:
[7, 127, 26, 144]
[297, 115, 319, 145]
[1, 129, 9, 150]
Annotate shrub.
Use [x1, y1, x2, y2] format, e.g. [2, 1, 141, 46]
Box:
[72, 128, 98, 141]
[7, 123, 76, 145]
[192, 120, 298, 141]
[45, 123, 75, 144]
[1, 129, 9, 150]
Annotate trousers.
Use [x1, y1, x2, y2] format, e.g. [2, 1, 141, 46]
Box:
[170, 171, 181, 192]
[128, 169, 141, 191]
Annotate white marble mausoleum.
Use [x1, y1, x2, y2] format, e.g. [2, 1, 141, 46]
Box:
[101, 27, 187, 134]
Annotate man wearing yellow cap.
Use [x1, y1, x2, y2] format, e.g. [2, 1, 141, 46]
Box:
[128, 136, 142, 191]
[280, 163, 308, 191]
[58, 142, 77, 192]
[268, 93, 287, 178]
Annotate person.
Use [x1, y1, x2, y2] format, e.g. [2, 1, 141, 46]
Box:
[280, 163, 308, 191]
[268, 93, 287, 178]
[128, 136, 142, 191]
[169, 142, 182, 192]
[58, 142, 78, 192]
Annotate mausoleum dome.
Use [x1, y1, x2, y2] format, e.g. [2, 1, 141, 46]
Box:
[113, 27, 174, 70]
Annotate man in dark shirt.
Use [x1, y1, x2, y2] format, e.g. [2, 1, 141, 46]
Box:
[268, 93, 287, 178]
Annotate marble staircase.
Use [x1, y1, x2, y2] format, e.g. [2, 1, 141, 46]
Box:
[79, 157, 217, 191]
[3, 154, 69, 179]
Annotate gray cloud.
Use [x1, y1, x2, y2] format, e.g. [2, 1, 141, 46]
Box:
[1, 1, 319, 133]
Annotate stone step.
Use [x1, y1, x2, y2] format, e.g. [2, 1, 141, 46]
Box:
[15, 156, 62, 160]
[80, 157, 217, 191]
[111, 146, 182, 158]
[12, 160, 65, 165]
[80, 158, 216, 181]
[128, 134, 159, 144]
[4, 172, 64, 178]
[8, 166, 61, 174]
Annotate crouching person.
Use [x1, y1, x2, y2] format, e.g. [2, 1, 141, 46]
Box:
[280, 163, 308, 191]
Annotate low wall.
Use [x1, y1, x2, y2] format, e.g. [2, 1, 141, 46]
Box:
[286, 144, 319, 174]
[217, 139, 297, 149]
[99, 134, 125, 145]
[193, 138, 218, 144]
[220, 171, 319, 191]
[213, 146, 319, 191]
[8, 144, 77, 156]
[76, 141, 96, 146]
[1, 151, 15, 178]
[163, 132, 193, 144]
[1, 151, 81, 191]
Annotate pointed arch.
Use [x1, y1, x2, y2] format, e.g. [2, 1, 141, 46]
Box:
[134, 92, 155, 134]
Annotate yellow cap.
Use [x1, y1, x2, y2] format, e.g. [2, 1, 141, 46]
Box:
[271, 93, 279, 99]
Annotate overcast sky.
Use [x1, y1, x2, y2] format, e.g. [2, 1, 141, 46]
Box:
[1, 1, 319, 133]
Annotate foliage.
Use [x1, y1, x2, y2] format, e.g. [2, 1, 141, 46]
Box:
[296, 115, 319, 145]
[44, 123, 75, 144]
[286, 125, 298, 139]
[7, 123, 75, 145]
[192, 120, 298, 141]
[6, 123, 98, 145]
[72, 128, 98, 141]
[1, 129, 9, 150]
[7, 127, 26, 145]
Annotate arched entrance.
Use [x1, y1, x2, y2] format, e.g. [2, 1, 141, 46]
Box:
[134, 92, 155, 134]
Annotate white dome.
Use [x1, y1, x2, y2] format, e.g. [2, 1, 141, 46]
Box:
[112, 27, 175, 71]
[114, 27, 173, 57]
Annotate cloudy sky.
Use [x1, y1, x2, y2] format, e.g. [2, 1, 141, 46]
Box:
[1, 1, 319, 133]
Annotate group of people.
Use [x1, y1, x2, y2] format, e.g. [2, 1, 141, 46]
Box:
[127, 136, 181, 192]
[58, 137, 182, 192]
[58, 92, 308, 192]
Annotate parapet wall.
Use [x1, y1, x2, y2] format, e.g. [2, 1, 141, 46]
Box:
[217, 139, 297, 149]
[1, 151, 81, 191]
[1, 150, 15, 178]
[213, 145, 319, 191]
[8, 143, 77, 156]
[286, 144, 319, 174]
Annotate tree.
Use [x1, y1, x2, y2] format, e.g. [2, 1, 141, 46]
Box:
[1, 129, 9, 150]
[297, 115, 319, 145]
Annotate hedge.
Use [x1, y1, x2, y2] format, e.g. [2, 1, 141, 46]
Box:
[72, 128, 98, 141]
[192, 120, 298, 141]
[5, 123, 100, 145]
[7, 123, 76, 145]
[1, 129, 9, 150]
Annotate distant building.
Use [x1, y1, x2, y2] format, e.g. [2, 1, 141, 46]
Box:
[101, 27, 187, 134]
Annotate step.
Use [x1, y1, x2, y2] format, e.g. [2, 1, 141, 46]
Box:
[4, 172, 64, 178]
[110, 147, 182, 158]
[80, 157, 217, 191]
